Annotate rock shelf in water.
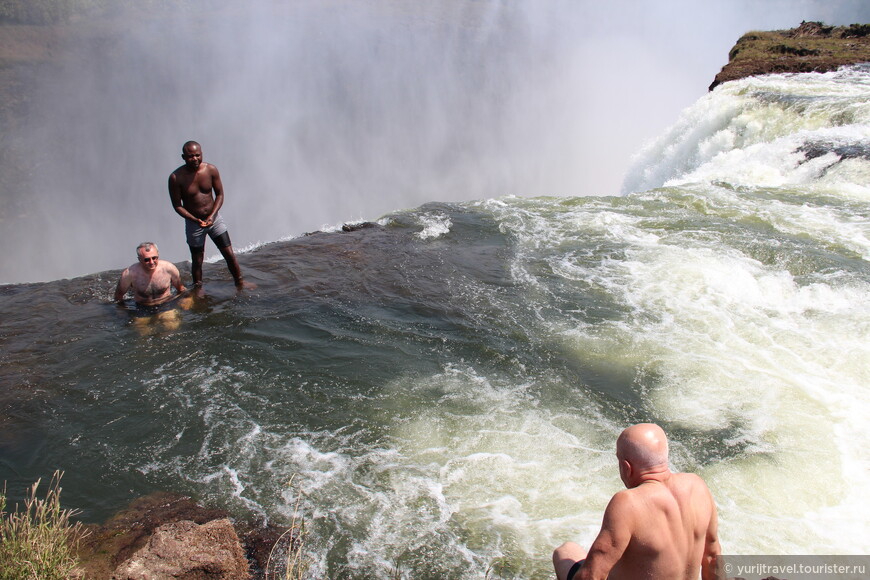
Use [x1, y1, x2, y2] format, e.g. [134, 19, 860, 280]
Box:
[709, 20, 870, 90]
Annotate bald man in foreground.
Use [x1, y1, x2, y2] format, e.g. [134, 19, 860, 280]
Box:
[553, 424, 721, 580]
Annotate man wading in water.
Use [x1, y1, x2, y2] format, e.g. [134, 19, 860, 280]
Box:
[168, 141, 250, 289]
[114, 242, 189, 333]
[552, 423, 721, 580]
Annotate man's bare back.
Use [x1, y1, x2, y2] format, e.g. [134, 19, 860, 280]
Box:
[601, 472, 717, 579]
[553, 424, 721, 580]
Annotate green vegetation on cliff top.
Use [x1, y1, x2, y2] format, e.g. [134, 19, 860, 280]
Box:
[710, 21, 870, 89]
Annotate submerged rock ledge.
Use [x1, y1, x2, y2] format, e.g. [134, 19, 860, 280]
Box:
[709, 21, 870, 90]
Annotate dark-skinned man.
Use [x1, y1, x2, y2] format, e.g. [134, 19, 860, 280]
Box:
[168, 140, 250, 289]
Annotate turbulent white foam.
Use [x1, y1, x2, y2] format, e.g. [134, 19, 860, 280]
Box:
[623, 67, 870, 199]
[608, 242, 869, 551]
[144, 362, 626, 577]
[416, 212, 453, 240]
[606, 75, 870, 555]
[488, 187, 870, 556]
[487, 62, 870, 547]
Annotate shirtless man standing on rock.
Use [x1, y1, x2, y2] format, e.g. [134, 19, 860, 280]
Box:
[168, 140, 248, 288]
[553, 423, 721, 580]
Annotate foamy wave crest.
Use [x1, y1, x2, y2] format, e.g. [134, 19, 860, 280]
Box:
[416, 212, 453, 240]
[623, 66, 870, 196]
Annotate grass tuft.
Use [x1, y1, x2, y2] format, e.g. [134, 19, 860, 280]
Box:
[0, 471, 88, 580]
[265, 477, 310, 580]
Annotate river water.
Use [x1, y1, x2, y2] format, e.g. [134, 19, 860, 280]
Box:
[2, 67, 869, 577]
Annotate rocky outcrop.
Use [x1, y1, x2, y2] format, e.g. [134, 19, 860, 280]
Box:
[112, 518, 249, 580]
[75, 492, 292, 580]
[710, 21, 870, 90]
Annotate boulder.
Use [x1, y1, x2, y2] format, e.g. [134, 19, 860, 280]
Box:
[112, 518, 250, 580]
[76, 492, 292, 580]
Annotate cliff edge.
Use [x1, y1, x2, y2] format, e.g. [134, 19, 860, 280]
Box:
[709, 21, 870, 90]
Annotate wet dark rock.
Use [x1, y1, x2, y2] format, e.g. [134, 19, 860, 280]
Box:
[796, 141, 870, 176]
[342, 221, 380, 232]
[799, 142, 870, 162]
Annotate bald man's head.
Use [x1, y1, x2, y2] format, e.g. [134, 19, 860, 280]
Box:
[617, 423, 669, 471]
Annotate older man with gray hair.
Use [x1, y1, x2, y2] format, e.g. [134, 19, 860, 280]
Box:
[115, 242, 186, 307]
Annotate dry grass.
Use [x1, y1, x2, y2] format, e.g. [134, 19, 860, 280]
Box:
[730, 28, 870, 64]
[0, 471, 89, 580]
[265, 477, 310, 580]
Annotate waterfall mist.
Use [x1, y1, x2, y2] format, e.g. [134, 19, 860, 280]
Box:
[1, 0, 867, 283]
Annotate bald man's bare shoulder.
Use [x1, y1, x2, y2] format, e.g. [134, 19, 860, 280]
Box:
[669, 472, 710, 493]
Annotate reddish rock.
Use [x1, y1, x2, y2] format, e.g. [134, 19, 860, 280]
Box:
[111, 518, 250, 580]
[76, 493, 231, 578]
[75, 492, 292, 580]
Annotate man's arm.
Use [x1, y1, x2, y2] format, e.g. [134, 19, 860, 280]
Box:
[114, 269, 132, 303]
[167, 263, 187, 294]
[578, 493, 633, 580]
[168, 172, 201, 223]
[701, 488, 722, 580]
[205, 165, 224, 224]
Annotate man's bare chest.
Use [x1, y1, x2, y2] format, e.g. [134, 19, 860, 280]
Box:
[134, 271, 169, 298]
[178, 175, 214, 197]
